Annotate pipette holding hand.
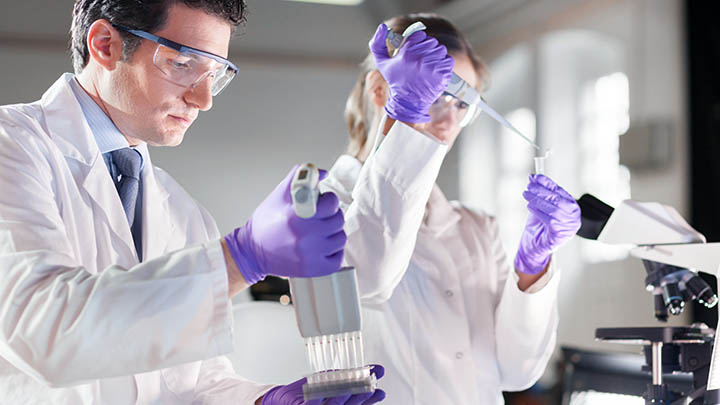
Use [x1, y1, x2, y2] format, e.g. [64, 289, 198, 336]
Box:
[223, 165, 346, 284]
[515, 175, 581, 275]
[369, 23, 454, 123]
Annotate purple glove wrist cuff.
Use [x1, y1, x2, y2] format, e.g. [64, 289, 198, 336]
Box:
[260, 386, 282, 405]
[514, 246, 551, 275]
[385, 99, 431, 123]
[224, 227, 266, 285]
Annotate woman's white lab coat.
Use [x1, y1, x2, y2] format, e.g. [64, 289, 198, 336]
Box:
[321, 122, 560, 404]
[0, 74, 270, 404]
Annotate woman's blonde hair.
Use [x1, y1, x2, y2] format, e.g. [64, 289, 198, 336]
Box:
[344, 13, 490, 162]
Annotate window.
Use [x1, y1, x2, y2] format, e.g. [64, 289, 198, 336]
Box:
[578, 72, 632, 262]
[496, 108, 537, 253]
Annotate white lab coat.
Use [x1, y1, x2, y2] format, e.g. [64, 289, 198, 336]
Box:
[321, 122, 560, 404]
[0, 74, 271, 404]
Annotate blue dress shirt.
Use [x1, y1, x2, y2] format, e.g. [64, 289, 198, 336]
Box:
[69, 77, 144, 261]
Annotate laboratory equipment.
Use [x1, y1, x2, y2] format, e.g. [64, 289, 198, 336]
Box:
[534, 149, 551, 175]
[560, 346, 695, 404]
[575, 193, 720, 404]
[386, 22, 542, 149]
[224, 164, 345, 282]
[594, 326, 713, 405]
[372, 21, 453, 125]
[288, 163, 377, 400]
[290, 163, 320, 219]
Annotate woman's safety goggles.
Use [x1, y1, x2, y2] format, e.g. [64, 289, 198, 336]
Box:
[428, 92, 481, 128]
[428, 73, 484, 128]
[113, 25, 238, 96]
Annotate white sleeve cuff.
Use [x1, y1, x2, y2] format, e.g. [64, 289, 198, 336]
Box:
[206, 239, 234, 356]
[511, 256, 557, 294]
[364, 121, 448, 194]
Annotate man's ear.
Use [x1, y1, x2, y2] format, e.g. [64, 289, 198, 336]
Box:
[86, 19, 125, 71]
[365, 70, 388, 108]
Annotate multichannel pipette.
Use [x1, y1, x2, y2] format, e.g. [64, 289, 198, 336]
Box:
[289, 163, 377, 400]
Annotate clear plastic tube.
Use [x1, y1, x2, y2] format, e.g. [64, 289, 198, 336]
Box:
[534, 156, 545, 175]
[305, 338, 315, 372]
[322, 337, 329, 371]
[303, 331, 371, 401]
[356, 332, 365, 366]
[343, 332, 351, 370]
[351, 333, 359, 369]
[316, 336, 324, 371]
[534, 149, 551, 175]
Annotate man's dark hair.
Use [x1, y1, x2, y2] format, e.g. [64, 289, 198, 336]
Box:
[70, 0, 247, 74]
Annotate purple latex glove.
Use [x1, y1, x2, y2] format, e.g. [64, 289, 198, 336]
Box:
[369, 23, 454, 123]
[224, 166, 346, 284]
[261, 365, 386, 405]
[514, 175, 582, 275]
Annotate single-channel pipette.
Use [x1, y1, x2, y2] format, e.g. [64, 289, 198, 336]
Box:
[387, 22, 545, 155]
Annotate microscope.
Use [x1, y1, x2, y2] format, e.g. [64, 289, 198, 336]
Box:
[576, 194, 720, 404]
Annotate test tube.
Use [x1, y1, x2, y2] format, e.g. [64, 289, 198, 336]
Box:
[534, 156, 545, 175]
[534, 149, 551, 175]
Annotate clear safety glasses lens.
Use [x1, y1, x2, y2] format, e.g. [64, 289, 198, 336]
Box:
[153, 45, 237, 96]
[460, 103, 481, 128]
[428, 94, 481, 128]
[210, 65, 236, 96]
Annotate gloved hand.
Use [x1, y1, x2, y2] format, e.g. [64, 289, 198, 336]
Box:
[515, 174, 581, 275]
[369, 23, 454, 123]
[224, 166, 346, 284]
[261, 365, 386, 405]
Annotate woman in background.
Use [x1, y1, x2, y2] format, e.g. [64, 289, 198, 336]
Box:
[320, 14, 581, 404]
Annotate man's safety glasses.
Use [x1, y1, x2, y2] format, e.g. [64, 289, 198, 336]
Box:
[114, 25, 238, 96]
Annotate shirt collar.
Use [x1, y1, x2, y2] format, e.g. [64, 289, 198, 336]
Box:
[69, 77, 129, 154]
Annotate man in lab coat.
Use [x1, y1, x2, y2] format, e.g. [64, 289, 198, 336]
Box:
[0, 0, 385, 404]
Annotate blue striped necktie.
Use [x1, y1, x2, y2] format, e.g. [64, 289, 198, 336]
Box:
[110, 148, 142, 253]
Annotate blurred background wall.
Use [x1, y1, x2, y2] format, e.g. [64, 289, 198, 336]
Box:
[1, 0, 717, 402]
